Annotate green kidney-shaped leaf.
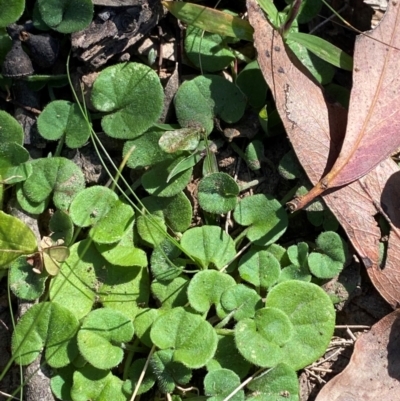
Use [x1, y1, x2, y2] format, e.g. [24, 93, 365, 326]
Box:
[246, 363, 299, 401]
[141, 158, 193, 197]
[69, 186, 118, 228]
[220, 284, 263, 321]
[151, 276, 189, 309]
[174, 75, 246, 134]
[12, 301, 79, 367]
[99, 264, 150, 321]
[20, 157, 85, 211]
[133, 308, 159, 348]
[49, 209, 74, 246]
[122, 358, 157, 395]
[71, 365, 127, 401]
[90, 199, 135, 244]
[141, 192, 192, 233]
[9, 257, 47, 300]
[181, 226, 236, 269]
[149, 349, 192, 394]
[0, 0, 24, 27]
[0, 211, 37, 267]
[150, 307, 218, 368]
[77, 308, 134, 369]
[266, 280, 335, 370]
[123, 130, 174, 169]
[236, 60, 268, 109]
[0, 110, 24, 144]
[187, 270, 236, 315]
[37, 100, 91, 148]
[238, 248, 281, 289]
[50, 240, 100, 319]
[91, 62, 164, 139]
[308, 231, 349, 279]
[198, 172, 239, 214]
[185, 25, 235, 72]
[38, 0, 93, 33]
[235, 307, 294, 367]
[204, 369, 244, 401]
[150, 239, 184, 282]
[234, 194, 288, 246]
[0, 142, 32, 184]
[207, 334, 251, 379]
[95, 222, 147, 267]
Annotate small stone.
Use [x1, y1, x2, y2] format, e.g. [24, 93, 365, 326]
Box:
[19, 31, 60, 69]
[2, 39, 34, 78]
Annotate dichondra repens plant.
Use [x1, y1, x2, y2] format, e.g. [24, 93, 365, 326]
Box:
[0, 0, 357, 399]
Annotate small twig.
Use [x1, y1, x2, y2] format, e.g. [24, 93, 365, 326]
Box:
[305, 368, 326, 384]
[0, 390, 19, 400]
[335, 325, 370, 330]
[346, 327, 357, 342]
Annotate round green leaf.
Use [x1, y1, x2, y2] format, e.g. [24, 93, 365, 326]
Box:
[278, 150, 302, 180]
[37, 100, 91, 148]
[122, 358, 156, 395]
[238, 248, 281, 289]
[49, 209, 74, 246]
[236, 60, 268, 109]
[141, 158, 193, 197]
[233, 194, 288, 246]
[207, 334, 251, 379]
[198, 172, 239, 214]
[71, 365, 127, 401]
[187, 270, 236, 315]
[12, 301, 79, 367]
[77, 308, 134, 369]
[308, 231, 349, 279]
[266, 280, 336, 370]
[95, 222, 147, 267]
[21, 157, 85, 211]
[150, 307, 218, 368]
[90, 199, 135, 244]
[123, 130, 174, 169]
[246, 363, 299, 401]
[133, 308, 159, 348]
[150, 239, 184, 282]
[0, 0, 24, 27]
[136, 211, 167, 247]
[185, 26, 235, 72]
[151, 276, 189, 310]
[38, 0, 93, 33]
[69, 186, 117, 227]
[91, 62, 164, 139]
[9, 256, 47, 300]
[0, 142, 31, 184]
[0, 211, 37, 267]
[204, 369, 244, 401]
[180, 226, 236, 269]
[0, 110, 24, 144]
[50, 240, 100, 319]
[142, 192, 192, 233]
[174, 75, 246, 134]
[99, 264, 150, 321]
[235, 307, 294, 367]
[149, 349, 192, 393]
[220, 284, 263, 321]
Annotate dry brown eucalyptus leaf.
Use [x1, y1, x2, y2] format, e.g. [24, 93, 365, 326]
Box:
[316, 309, 400, 401]
[247, 0, 400, 307]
